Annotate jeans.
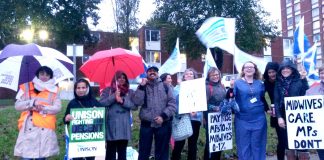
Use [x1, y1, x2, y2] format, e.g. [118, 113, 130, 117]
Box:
[171, 120, 201, 160]
[138, 121, 171, 160]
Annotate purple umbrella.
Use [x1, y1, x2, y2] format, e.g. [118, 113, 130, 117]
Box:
[0, 43, 74, 91]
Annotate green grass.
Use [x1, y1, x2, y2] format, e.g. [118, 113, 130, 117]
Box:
[0, 99, 279, 160]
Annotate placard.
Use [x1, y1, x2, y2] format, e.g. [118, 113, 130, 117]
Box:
[68, 108, 106, 158]
[284, 95, 324, 149]
[178, 78, 207, 114]
[207, 112, 233, 152]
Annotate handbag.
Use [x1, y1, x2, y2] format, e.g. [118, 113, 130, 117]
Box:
[172, 114, 193, 141]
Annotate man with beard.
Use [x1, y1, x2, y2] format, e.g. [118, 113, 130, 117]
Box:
[132, 66, 176, 160]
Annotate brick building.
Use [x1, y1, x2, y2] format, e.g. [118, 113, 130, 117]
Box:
[281, 0, 323, 66]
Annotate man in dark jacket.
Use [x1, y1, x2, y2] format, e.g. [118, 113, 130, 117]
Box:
[132, 66, 176, 160]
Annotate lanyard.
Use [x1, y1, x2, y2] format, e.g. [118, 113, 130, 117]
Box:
[243, 78, 255, 97]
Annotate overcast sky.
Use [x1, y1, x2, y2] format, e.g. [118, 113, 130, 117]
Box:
[88, 0, 281, 32]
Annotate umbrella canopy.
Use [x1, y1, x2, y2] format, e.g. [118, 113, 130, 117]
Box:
[0, 43, 74, 91]
[80, 48, 144, 87]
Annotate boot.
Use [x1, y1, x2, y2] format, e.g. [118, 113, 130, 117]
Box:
[298, 151, 310, 160]
[286, 150, 296, 160]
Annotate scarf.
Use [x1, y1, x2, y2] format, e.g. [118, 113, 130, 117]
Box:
[32, 77, 57, 93]
[280, 76, 292, 97]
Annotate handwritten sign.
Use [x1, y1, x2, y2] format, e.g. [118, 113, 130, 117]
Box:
[284, 95, 324, 149]
[69, 108, 106, 158]
[208, 112, 233, 152]
[178, 78, 207, 114]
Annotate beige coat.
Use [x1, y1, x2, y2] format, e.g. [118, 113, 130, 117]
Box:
[14, 88, 61, 158]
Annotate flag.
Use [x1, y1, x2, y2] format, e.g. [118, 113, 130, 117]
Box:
[293, 16, 319, 80]
[159, 38, 182, 75]
[203, 48, 218, 77]
[303, 43, 319, 80]
[196, 17, 236, 54]
[293, 17, 311, 58]
[132, 46, 147, 78]
[234, 45, 268, 74]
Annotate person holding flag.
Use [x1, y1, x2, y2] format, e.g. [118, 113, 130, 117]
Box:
[274, 59, 309, 160]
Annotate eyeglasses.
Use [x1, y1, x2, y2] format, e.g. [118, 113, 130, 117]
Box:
[244, 66, 255, 69]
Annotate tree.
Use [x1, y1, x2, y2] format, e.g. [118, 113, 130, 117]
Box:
[147, 0, 280, 62]
[111, 0, 140, 49]
[0, 0, 101, 51]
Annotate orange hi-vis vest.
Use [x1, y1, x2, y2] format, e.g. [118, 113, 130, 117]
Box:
[17, 82, 58, 130]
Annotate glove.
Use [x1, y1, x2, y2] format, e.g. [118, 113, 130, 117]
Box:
[229, 99, 240, 113]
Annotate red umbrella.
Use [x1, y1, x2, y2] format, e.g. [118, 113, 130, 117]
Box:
[80, 48, 144, 87]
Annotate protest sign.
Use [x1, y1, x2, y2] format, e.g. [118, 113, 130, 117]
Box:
[207, 112, 233, 152]
[284, 95, 324, 149]
[68, 108, 106, 158]
[178, 78, 207, 114]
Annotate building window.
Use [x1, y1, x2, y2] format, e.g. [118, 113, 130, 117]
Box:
[294, 3, 300, 12]
[316, 46, 322, 54]
[294, 0, 300, 3]
[311, 0, 318, 4]
[312, 7, 319, 19]
[287, 17, 293, 27]
[145, 30, 160, 42]
[286, 0, 292, 4]
[145, 51, 161, 64]
[313, 21, 320, 33]
[313, 33, 321, 42]
[286, 6, 292, 16]
[288, 29, 294, 37]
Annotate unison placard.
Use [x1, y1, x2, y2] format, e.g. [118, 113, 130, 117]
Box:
[68, 108, 106, 158]
[284, 95, 324, 149]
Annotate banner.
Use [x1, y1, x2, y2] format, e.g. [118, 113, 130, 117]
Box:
[207, 112, 233, 152]
[68, 108, 106, 158]
[284, 95, 324, 149]
[178, 78, 207, 114]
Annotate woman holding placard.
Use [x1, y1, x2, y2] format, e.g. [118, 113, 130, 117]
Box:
[234, 61, 268, 160]
[202, 67, 226, 160]
[64, 78, 102, 160]
[171, 68, 203, 160]
[274, 59, 309, 160]
[305, 66, 324, 160]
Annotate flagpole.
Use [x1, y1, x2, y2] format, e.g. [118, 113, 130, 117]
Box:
[232, 45, 235, 75]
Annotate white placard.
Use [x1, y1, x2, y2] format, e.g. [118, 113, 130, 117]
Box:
[284, 95, 324, 149]
[208, 112, 233, 152]
[178, 78, 207, 114]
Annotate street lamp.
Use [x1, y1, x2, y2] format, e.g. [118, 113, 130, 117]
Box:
[20, 29, 34, 42]
[38, 30, 48, 42]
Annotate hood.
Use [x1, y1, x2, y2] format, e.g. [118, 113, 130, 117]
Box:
[263, 62, 279, 81]
[278, 59, 300, 79]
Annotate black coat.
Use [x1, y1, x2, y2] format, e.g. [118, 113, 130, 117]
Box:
[274, 60, 309, 119]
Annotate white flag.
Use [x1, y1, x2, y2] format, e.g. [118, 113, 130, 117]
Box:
[234, 45, 268, 74]
[203, 48, 218, 77]
[196, 17, 236, 54]
[159, 38, 182, 75]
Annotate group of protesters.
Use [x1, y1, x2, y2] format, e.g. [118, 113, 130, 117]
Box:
[12, 58, 324, 160]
